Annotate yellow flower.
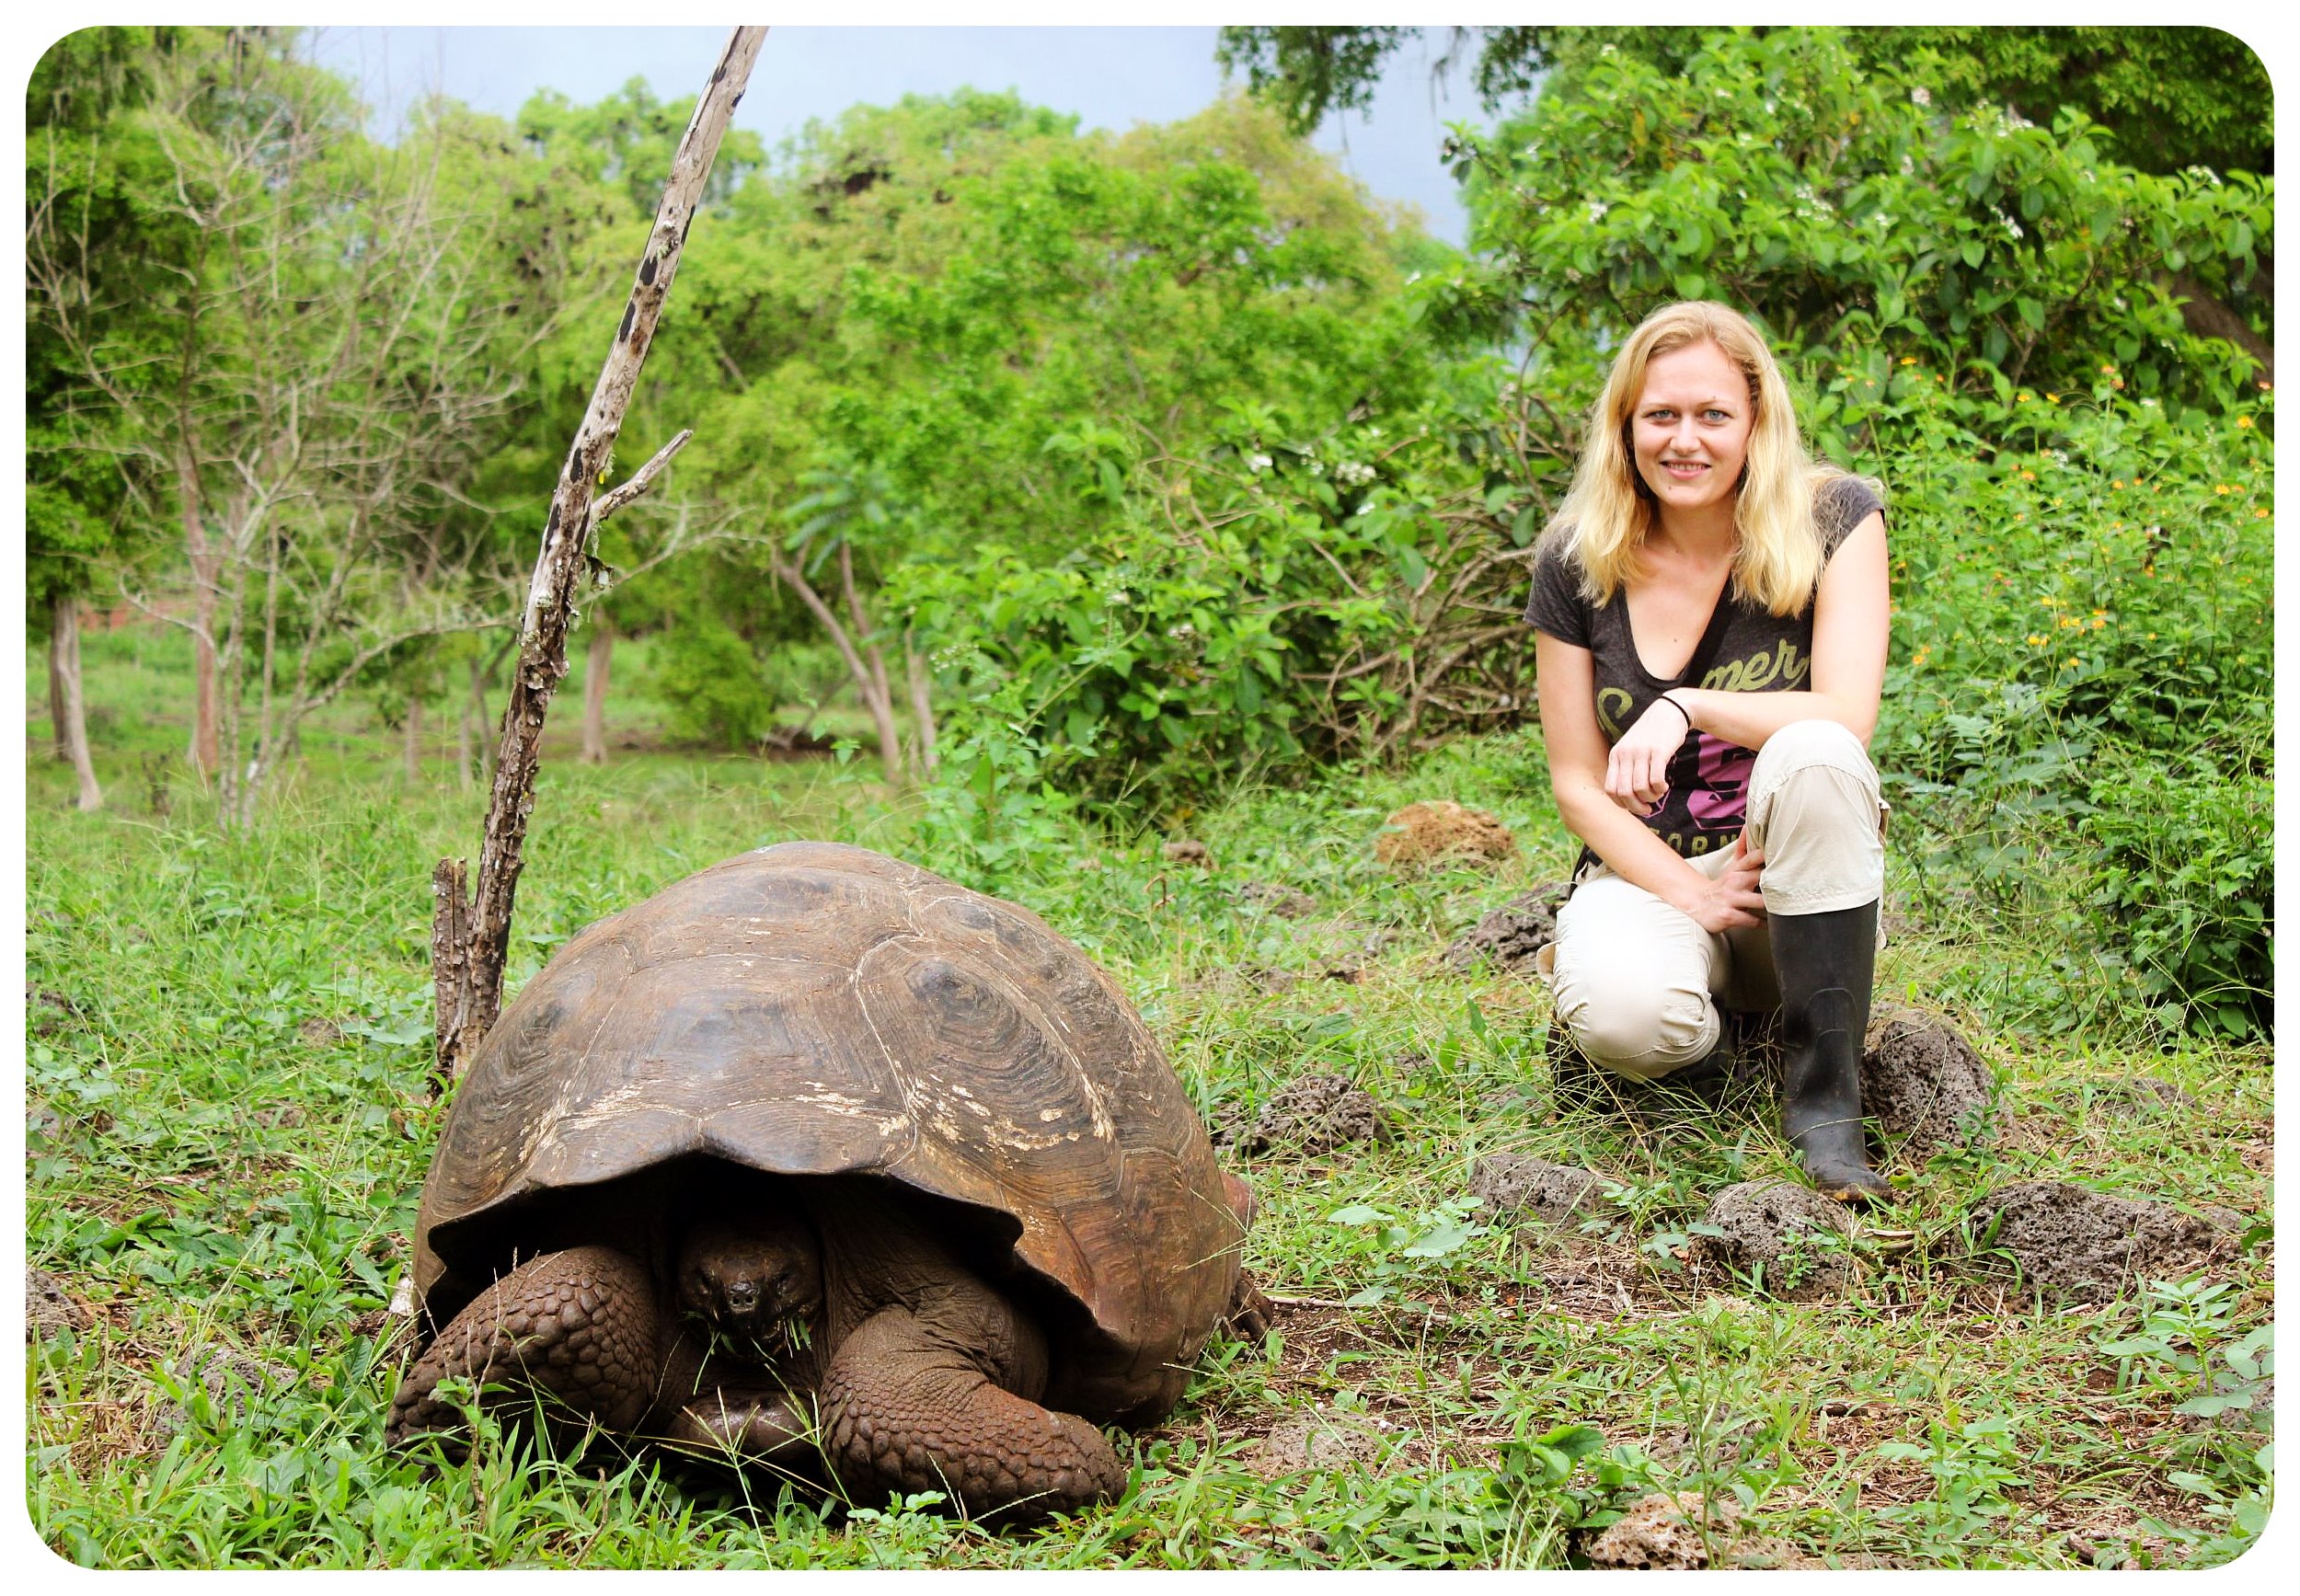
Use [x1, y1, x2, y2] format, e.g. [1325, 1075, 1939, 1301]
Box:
[2045, 393, 2059, 402]
[1899, 356, 1918, 366]
[2110, 479, 2122, 488]
[2257, 508, 2271, 519]
[2215, 484, 2234, 494]
[2017, 393, 2030, 403]
[2027, 634, 2047, 647]
[2237, 416, 2254, 429]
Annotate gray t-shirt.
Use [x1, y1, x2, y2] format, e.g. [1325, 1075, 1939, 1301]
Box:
[1524, 474, 1882, 864]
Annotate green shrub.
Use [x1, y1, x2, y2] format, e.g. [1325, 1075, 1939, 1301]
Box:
[2084, 742, 2271, 1039]
[646, 619, 773, 751]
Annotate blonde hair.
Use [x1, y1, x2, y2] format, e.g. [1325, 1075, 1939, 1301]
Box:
[1540, 301, 1857, 617]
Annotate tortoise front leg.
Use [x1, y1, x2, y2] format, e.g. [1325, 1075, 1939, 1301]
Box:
[386, 1246, 663, 1451]
[819, 1291, 1126, 1520]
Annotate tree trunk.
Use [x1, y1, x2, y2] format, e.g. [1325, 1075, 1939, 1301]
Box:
[46, 615, 68, 761]
[2164, 270, 2273, 386]
[50, 594, 102, 812]
[431, 25, 766, 1090]
[581, 622, 614, 764]
[403, 694, 424, 783]
[905, 631, 938, 779]
[179, 450, 221, 780]
[840, 543, 904, 784]
[461, 652, 491, 792]
[772, 552, 903, 785]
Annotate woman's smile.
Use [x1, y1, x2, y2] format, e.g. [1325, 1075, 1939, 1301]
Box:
[1630, 339, 1754, 522]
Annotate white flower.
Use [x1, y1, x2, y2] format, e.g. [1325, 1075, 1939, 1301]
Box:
[1107, 589, 1131, 606]
[1247, 452, 1273, 473]
[1587, 201, 1609, 223]
[1167, 623, 1195, 641]
[1911, 86, 1932, 107]
[1899, 155, 1915, 176]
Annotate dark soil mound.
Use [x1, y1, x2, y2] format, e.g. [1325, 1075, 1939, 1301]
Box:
[1468, 1154, 1616, 1227]
[1234, 881, 1317, 918]
[1696, 1181, 1857, 1301]
[1861, 1006, 2001, 1152]
[28, 1266, 91, 1339]
[1223, 1073, 1394, 1157]
[1965, 1180, 2238, 1302]
[1444, 884, 1570, 973]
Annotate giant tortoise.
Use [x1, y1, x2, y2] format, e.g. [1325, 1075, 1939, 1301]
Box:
[387, 842, 1255, 1519]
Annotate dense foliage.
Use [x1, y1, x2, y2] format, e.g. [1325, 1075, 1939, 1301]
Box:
[29, 24, 2273, 1032]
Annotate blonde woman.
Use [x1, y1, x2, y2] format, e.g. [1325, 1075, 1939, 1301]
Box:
[1525, 301, 1892, 1202]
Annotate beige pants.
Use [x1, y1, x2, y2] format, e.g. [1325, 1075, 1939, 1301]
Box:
[1541, 719, 1886, 1080]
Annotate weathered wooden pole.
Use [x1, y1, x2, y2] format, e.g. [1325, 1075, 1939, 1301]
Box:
[430, 26, 767, 1088]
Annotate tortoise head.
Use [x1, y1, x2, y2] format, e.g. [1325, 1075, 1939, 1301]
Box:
[676, 1211, 823, 1355]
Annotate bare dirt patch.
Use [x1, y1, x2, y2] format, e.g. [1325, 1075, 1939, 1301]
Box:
[1373, 800, 1517, 871]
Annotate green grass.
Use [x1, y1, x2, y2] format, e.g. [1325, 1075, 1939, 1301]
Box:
[25, 627, 2273, 1568]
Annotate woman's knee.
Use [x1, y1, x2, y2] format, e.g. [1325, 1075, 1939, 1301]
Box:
[1747, 719, 1885, 911]
[1750, 718, 1876, 792]
[1552, 964, 1719, 1079]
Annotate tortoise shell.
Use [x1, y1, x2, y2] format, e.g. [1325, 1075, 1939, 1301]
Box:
[410, 841, 1242, 1420]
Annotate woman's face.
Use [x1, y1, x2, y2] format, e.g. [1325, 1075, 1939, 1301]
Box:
[1627, 339, 1754, 521]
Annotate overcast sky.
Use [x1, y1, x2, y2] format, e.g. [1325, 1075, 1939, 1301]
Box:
[302, 25, 1485, 244]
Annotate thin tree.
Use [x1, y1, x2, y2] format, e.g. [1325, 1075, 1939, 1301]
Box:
[431, 26, 768, 1086]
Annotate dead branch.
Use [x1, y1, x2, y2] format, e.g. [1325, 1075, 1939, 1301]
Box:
[431, 26, 767, 1090]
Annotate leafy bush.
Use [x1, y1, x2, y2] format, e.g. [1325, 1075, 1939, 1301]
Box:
[2084, 746, 2271, 1038]
[1451, 28, 2269, 411]
[646, 618, 774, 751]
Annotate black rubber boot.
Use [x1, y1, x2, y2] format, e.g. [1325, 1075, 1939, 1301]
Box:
[1770, 901, 1891, 1203]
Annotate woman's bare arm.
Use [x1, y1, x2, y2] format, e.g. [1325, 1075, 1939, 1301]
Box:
[1665, 511, 1890, 749]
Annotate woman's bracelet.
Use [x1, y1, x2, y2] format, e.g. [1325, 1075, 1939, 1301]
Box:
[1653, 693, 1693, 734]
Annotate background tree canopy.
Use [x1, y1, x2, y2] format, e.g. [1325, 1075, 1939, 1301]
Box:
[29, 23, 2272, 1039]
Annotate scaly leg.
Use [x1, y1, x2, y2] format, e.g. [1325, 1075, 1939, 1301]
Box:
[387, 1246, 662, 1450]
[820, 1296, 1125, 1521]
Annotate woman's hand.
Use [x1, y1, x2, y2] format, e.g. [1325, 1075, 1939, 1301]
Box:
[1678, 833, 1766, 933]
[1604, 694, 1694, 816]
